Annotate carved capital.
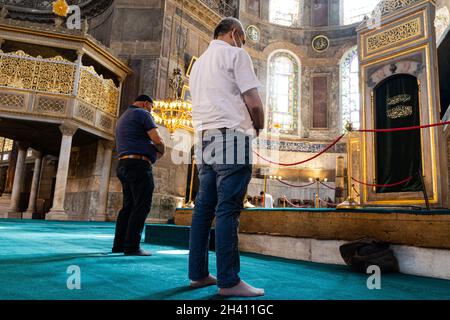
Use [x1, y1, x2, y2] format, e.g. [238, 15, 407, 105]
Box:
[76, 49, 84, 58]
[16, 141, 30, 151]
[99, 139, 115, 151]
[59, 122, 78, 136]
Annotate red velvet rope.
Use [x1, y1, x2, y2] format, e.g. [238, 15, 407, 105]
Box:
[319, 181, 336, 190]
[253, 121, 449, 168]
[276, 179, 316, 188]
[351, 176, 413, 188]
[355, 121, 450, 133]
[254, 134, 345, 167]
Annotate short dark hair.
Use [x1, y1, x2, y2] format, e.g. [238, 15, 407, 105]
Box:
[135, 95, 153, 103]
[260, 191, 264, 195]
[214, 17, 243, 39]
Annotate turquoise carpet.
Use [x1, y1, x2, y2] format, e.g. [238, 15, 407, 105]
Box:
[0, 219, 449, 300]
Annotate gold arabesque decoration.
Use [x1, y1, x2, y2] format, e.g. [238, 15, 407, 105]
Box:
[0, 50, 120, 116]
[0, 50, 75, 95]
[78, 66, 119, 116]
[373, 0, 420, 16]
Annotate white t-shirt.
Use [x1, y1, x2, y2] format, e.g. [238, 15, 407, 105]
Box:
[190, 40, 262, 136]
[264, 194, 274, 208]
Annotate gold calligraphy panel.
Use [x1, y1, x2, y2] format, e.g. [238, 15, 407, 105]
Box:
[366, 18, 422, 54]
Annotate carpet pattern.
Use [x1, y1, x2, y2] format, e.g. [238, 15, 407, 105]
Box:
[1, 219, 449, 300]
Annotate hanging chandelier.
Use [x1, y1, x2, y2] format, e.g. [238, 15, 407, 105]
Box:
[152, 97, 192, 138]
[152, 0, 193, 139]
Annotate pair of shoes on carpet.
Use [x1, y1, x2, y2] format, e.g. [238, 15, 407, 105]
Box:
[190, 275, 265, 297]
[111, 248, 152, 256]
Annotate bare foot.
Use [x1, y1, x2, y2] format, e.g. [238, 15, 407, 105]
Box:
[190, 274, 217, 289]
[218, 280, 265, 297]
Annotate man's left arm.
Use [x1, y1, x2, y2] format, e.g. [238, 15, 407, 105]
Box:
[141, 111, 166, 158]
[234, 50, 265, 133]
[148, 128, 166, 156]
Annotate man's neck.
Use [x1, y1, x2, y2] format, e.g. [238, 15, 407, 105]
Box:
[215, 37, 232, 46]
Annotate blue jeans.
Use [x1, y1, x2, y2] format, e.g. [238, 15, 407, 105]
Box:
[189, 131, 252, 288]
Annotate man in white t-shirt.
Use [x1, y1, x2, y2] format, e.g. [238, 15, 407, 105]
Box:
[188, 17, 265, 297]
[260, 191, 274, 208]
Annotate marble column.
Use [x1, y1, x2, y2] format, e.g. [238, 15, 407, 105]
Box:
[95, 140, 114, 221]
[7, 142, 29, 218]
[3, 142, 18, 196]
[46, 123, 78, 221]
[23, 151, 44, 219]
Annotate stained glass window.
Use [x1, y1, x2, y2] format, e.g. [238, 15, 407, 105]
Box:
[269, 0, 300, 27]
[342, 0, 380, 25]
[267, 52, 300, 134]
[340, 47, 360, 130]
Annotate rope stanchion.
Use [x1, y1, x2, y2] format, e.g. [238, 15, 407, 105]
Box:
[351, 176, 413, 188]
[355, 121, 450, 133]
[254, 134, 345, 167]
[282, 196, 305, 208]
[319, 198, 337, 207]
[276, 179, 316, 188]
[352, 185, 360, 197]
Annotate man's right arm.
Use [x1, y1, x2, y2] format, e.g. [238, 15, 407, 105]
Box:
[147, 128, 166, 156]
[243, 88, 265, 134]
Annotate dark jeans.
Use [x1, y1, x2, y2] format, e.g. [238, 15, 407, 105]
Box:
[113, 159, 155, 253]
[189, 131, 252, 288]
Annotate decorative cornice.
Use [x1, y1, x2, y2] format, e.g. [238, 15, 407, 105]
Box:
[0, 19, 132, 76]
